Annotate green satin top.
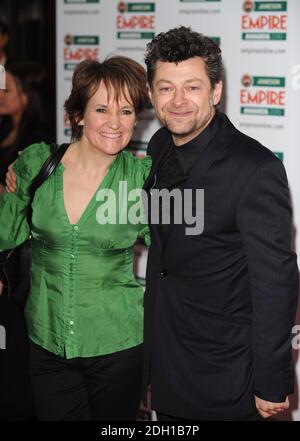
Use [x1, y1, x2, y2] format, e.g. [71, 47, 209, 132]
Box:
[0, 143, 151, 358]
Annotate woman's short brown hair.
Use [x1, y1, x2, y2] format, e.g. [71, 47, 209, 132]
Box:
[64, 56, 148, 141]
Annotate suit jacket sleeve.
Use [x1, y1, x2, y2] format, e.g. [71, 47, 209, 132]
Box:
[236, 156, 299, 402]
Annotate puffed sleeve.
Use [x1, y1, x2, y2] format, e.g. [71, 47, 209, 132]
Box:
[137, 154, 152, 182]
[0, 142, 50, 251]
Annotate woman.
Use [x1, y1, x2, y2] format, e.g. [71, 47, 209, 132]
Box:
[0, 56, 151, 421]
[0, 62, 49, 193]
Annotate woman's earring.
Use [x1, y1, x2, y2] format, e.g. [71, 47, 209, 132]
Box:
[78, 120, 84, 126]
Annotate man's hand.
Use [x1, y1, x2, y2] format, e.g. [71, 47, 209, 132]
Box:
[5, 164, 17, 193]
[0, 280, 4, 296]
[255, 395, 289, 418]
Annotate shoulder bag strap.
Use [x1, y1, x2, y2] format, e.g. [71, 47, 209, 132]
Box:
[27, 142, 70, 225]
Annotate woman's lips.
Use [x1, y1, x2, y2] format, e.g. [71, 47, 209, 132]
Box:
[100, 132, 122, 139]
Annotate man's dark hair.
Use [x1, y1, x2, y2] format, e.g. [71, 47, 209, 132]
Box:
[145, 26, 222, 89]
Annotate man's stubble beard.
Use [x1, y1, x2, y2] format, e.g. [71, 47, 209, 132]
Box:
[163, 115, 198, 138]
[163, 112, 213, 140]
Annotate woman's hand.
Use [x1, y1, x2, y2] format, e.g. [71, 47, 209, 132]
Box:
[5, 164, 17, 193]
[0, 280, 4, 296]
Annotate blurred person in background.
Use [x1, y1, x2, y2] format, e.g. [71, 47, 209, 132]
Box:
[0, 62, 49, 194]
[0, 61, 49, 420]
[0, 20, 9, 67]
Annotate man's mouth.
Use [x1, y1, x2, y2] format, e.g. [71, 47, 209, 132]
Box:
[168, 110, 193, 118]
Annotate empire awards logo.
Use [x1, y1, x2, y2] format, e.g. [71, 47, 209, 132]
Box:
[117, 2, 156, 40]
[63, 34, 100, 71]
[241, 1, 287, 41]
[240, 73, 286, 116]
[64, 34, 99, 45]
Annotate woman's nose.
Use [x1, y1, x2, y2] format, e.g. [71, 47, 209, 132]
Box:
[107, 112, 121, 129]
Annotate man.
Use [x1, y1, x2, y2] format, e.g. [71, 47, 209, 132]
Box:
[143, 26, 299, 421]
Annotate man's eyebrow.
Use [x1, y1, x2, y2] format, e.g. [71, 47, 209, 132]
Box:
[155, 79, 173, 84]
[155, 78, 204, 84]
[185, 78, 204, 84]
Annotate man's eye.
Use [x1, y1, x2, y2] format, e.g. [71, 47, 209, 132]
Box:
[189, 86, 200, 91]
[160, 87, 171, 93]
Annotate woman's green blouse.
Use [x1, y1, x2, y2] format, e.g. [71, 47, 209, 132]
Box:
[0, 143, 152, 358]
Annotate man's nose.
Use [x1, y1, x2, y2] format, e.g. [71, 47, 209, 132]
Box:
[171, 88, 188, 107]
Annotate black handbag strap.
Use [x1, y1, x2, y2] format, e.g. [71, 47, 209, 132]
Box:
[27, 142, 70, 226]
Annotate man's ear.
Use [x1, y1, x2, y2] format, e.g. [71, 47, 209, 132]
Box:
[148, 84, 154, 106]
[212, 81, 223, 106]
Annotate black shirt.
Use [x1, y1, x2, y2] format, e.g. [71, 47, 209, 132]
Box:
[154, 111, 221, 235]
[156, 111, 220, 189]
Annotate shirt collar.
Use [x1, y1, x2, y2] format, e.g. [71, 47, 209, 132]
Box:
[175, 110, 220, 175]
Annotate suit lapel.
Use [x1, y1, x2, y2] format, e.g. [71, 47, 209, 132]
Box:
[143, 135, 173, 252]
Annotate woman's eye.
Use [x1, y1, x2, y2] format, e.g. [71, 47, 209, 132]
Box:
[96, 108, 106, 113]
[122, 109, 134, 115]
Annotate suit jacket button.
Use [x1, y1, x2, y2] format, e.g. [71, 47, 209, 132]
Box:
[161, 269, 168, 276]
